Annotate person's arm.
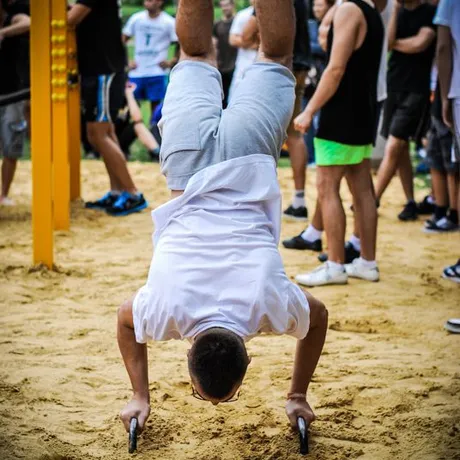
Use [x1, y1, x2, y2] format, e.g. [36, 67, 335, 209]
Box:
[118, 298, 151, 433]
[294, 2, 362, 134]
[241, 15, 259, 48]
[125, 85, 160, 151]
[0, 13, 30, 39]
[285, 292, 328, 428]
[318, 4, 336, 53]
[387, 1, 401, 50]
[67, 3, 91, 27]
[437, 25, 453, 128]
[392, 27, 435, 54]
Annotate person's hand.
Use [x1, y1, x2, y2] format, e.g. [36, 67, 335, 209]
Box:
[125, 82, 137, 94]
[294, 110, 313, 134]
[285, 397, 316, 430]
[128, 60, 138, 70]
[159, 60, 171, 69]
[120, 396, 151, 433]
[442, 98, 453, 129]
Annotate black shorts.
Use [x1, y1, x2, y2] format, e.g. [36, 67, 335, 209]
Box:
[381, 91, 430, 141]
[426, 116, 458, 173]
[81, 72, 126, 123]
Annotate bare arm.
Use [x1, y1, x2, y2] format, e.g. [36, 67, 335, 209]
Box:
[67, 3, 91, 27]
[294, 3, 362, 133]
[0, 13, 30, 38]
[285, 292, 328, 428]
[241, 15, 258, 48]
[118, 298, 151, 433]
[436, 25, 453, 127]
[318, 4, 337, 52]
[393, 27, 435, 54]
[387, 1, 400, 50]
[229, 33, 243, 48]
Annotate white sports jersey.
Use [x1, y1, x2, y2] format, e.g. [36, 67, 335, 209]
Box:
[123, 10, 178, 78]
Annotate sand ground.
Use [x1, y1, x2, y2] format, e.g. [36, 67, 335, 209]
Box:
[0, 160, 459, 460]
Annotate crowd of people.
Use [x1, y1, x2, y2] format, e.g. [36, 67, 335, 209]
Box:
[0, 0, 458, 272]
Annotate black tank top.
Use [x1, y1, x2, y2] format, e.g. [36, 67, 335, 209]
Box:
[316, 0, 384, 146]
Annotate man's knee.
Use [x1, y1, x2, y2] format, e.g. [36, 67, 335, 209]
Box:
[87, 122, 110, 149]
[118, 298, 134, 329]
[317, 170, 341, 200]
[386, 135, 407, 156]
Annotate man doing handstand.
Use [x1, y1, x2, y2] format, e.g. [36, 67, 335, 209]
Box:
[117, 0, 328, 435]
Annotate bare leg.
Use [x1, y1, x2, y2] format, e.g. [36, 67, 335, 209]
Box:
[431, 169, 448, 207]
[1, 158, 18, 198]
[317, 166, 346, 263]
[447, 172, 459, 211]
[347, 162, 377, 261]
[398, 144, 414, 201]
[287, 134, 307, 194]
[311, 199, 324, 231]
[256, 0, 294, 67]
[87, 122, 137, 193]
[176, 0, 214, 60]
[375, 135, 407, 201]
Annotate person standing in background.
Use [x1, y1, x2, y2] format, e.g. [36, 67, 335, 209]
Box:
[122, 0, 178, 121]
[213, 0, 237, 108]
[0, 0, 29, 206]
[227, 0, 257, 102]
[68, 0, 148, 217]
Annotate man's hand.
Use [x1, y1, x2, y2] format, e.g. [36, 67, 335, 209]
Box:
[285, 398, 316, 430]
[294, 110, 313, 134]
[120, 397, 151, 433]
[442, 98, 453, 129]
[128, 60, 138, 70]
[159, 60, 173, 69]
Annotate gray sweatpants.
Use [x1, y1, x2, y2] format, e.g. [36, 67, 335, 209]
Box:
[158, 61, 295, 190]
[0, 102, 26, 160]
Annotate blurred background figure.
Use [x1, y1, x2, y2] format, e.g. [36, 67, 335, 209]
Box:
[212, 0, 237, 108]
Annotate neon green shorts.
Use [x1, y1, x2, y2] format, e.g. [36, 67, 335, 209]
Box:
[314, 138, 373, 166]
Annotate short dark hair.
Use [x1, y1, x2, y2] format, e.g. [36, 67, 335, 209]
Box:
[188, 328, 249, 400]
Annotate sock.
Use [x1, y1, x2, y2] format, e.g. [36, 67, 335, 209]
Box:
[359, 257, 377, 269]
[348, 234, 361, 252]
[427, 195, 435, 204]
[448, 209, 458, 225]
[434, 205, 448, 221]
[301, 224, 322, 242]
[327, 260, 344, 271]
[110, 190, 121, 196]
[292, 190, 305, 209]
[408, 199, 416, 205]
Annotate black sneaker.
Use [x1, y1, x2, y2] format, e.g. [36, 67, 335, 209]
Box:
[282, 233, 322, 251]
[106, 192, 148, 216]
[416, 195, 435, 215]
[283, 205, 308, 221]
[424, 217, 459, 233]
[398, 201, 418, 221]
[317, 242, 360, 264]
[85, 192, 118, 210]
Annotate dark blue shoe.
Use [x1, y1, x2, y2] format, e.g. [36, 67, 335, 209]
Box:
[106, 192, 148, 216]
[85, 192, 118, 210]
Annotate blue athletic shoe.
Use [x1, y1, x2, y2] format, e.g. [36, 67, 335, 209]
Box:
[85, 192, 118, 210]
[106, 192, 148, 216]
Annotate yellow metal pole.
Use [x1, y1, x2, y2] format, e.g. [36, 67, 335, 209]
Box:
[68, 27, 81, 201]
[31, 0, 54, 267]
[51, 1, 70, 230]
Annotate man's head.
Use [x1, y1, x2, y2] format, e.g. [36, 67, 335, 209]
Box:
[144, 0, 163, 15]
[188, 328, 250, 405]
[313, 0, 335, 22]
[220, 0, 235, 20]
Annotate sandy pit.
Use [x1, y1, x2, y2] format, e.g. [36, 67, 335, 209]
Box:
[0, 160, 459, 460]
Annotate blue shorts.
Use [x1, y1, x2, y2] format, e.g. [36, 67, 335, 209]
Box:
[129, 76, 167, 102]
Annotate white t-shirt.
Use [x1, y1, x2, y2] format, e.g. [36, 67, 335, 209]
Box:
[434, 0, 460, 100]
[123, 11, 178, 78]
[377, 0, 393, 102]
[229, 7, 258, 79]
[133, 155, 310, 343]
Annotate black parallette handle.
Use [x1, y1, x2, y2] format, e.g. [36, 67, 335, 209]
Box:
[129, 417, 138, 454]
[297, 416, 309, 455]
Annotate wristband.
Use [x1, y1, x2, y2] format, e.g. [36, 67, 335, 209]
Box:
[287, 392, 306, 400]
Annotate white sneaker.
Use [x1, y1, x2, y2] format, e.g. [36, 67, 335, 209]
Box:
[0, 196, 15, 206]
[345, 258, 380, 282]
[295, 262, 348, 287]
